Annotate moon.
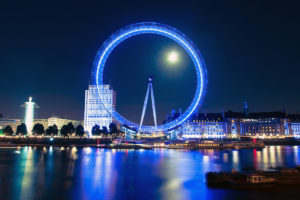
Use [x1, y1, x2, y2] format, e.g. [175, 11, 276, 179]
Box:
[167, 51, 179, 63]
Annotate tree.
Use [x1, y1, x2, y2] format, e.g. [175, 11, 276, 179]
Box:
[16, 123, 27, 135]
[32, 123, 44, 135]
[45, 126, 53, 136]
[66, 122, 75, 135]
[46, 125, 59, 136]
[109, 123, 118, 134]
[60, 125, 68, 137]
[3, 125, 13, 136]
[92, 125, 101, 136]
[52, 124, 58, 135]
[75, 125, 85, 137]
[102, 126, 108, 136]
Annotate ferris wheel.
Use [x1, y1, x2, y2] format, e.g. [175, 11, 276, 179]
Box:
[93, 22, 208, 132]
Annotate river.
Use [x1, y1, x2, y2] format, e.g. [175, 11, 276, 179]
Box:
[0, 146, 299, 200]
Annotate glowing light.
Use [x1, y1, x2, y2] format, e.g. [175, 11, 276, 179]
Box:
[84, 147, 92, 154]
[167, 51, 179, 63]
[232, 150, 239, 166]
[94, 22, 207, 132]
[24, 97, 34, 135]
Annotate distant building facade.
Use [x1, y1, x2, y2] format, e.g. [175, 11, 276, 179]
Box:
[180, 110, 300, 139]
[0, 117, 82, 133]
[47, 116, 82, 130]
[84, 85, 116, 134]
[33, 119, 49, 129]
[0, 119, 22, 133]
[182, 113, 227, 139]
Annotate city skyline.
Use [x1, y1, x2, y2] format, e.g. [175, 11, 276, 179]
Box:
[1, 1, 300, 124]
[1, 2, 300, 199]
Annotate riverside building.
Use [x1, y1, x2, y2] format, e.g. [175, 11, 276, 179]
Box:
[0, 117, 81, 133]
[180, 110, 300, 139]
[182, 113, 226, 139]
[84, 85, 116, 134]
[47, 116, 82, 130]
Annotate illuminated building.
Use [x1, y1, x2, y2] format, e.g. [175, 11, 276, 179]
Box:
[180, 109, 300, 139]
[290, 114, 300, 138]
[0, 119, 21, 133]
[291, 123, 300, 138]
[21, 97, 39, 135]
[47, 116, 82, 130]
[33, 119, 48, 129]
[239, 112, 287, 138]
[182, 113, 226, 139]
[84, 85, 116, 134]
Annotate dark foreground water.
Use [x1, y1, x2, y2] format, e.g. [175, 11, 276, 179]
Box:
[0, 146, 300, 200]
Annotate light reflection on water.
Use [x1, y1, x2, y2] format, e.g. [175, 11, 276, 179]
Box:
[0, 146, 300, 200]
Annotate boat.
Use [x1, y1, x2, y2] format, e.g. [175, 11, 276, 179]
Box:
[233, 141, 265, 149]
[206, 167, 300, 189]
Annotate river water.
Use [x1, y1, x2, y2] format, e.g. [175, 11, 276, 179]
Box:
[0, 146, 300, 200]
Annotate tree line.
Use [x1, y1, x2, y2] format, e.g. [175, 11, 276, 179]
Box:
[2, 122, 121, 137]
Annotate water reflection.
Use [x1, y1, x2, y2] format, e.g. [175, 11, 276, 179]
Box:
[0, 146, 300, 200]
[19, 147, 35, 199]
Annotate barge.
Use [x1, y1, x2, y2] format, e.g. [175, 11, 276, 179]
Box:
[206, 166, 300, 189]
[167, 141, 264, 150]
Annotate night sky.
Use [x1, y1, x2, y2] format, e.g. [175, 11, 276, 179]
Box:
[1, 1, 300, 125]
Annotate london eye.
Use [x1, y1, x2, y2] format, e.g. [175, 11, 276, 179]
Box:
[93, 22, 208, 132]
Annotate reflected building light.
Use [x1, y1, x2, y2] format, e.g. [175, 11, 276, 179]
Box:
[270, 146, 276, 165]
[20, 147, 34, 199]
[223, 153, 229, 163]
[104, 150, 114, 187]
[84, 147, 92, 154]
[161, 178, 185, 200]
[111, 149, 116, 154]
[49, 146, 53, 153]
[202, 155, 211, 175]
[232, 151, 239, 170]
[293, 146, 299, 163]
[253, 149, 258, 169]
[93, 152, 102, 187]
[203, 155, 209, 165]
[72, 147, 77, 152]
[262, 147, 269, 168]
[71, 147, 78, 160]
[257, 150, 262, 164]
[276, 146, 282, 163]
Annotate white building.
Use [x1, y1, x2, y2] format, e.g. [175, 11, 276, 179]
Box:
[0, 119, 21, 132]
[84, 85, 116, 134]
[47, 116, 82, 130]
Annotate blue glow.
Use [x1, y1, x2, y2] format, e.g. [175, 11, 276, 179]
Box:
[94, 22, 208, 132]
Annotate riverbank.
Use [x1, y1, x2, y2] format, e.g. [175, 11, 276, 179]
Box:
[0, 137, 112, 147]
[0, 137, 263, 149]
[1, 136, 299, 149]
